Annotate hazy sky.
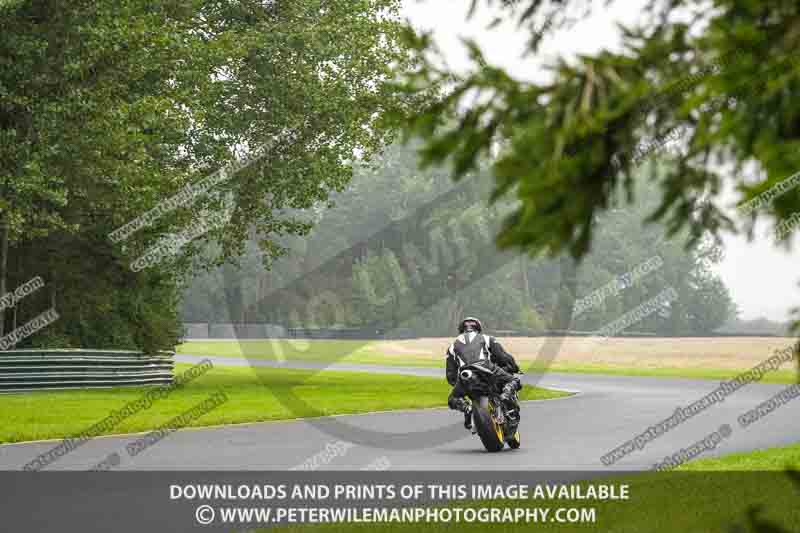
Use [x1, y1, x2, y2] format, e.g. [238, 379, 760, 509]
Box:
[402, 0, 800, 322]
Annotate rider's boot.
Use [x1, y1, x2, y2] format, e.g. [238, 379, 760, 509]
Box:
[463, 402, 473, 430]
[499, 378, 522, 405]
[449, 397, 473, 430]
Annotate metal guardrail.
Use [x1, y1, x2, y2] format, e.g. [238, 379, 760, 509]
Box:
[0, 349, 174, 392]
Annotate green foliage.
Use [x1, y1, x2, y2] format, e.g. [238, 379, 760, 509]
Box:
[390, 0, 800, 328]
[518, 306, 546, 333]
[183, 143, 735, 336]
[352, 249, 416, 326]
[0, 0, 414, 349]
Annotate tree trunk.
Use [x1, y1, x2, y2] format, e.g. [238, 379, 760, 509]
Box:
[240, 286, 246, 325]
[554, 254, 578, 330]
[0, 217, 8, 336]
[12, 244, 20, 332]
[447, 298, 463, 335]
[256, 276, 264, 324]
[520, 255, 530, 305]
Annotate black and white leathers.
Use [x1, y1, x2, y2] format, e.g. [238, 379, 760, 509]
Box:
[445, 331, 519, 386]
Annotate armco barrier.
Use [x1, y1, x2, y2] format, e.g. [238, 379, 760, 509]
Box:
[0, 349, 174, 392]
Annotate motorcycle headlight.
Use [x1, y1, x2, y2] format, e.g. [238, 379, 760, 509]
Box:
[459, 369, 473, 381]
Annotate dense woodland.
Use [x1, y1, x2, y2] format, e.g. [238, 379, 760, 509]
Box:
[182, 142, 737, 336]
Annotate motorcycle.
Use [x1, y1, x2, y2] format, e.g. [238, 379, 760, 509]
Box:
[458, 362, 522, 452]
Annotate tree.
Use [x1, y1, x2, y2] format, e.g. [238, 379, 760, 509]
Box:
[393, 0, 800, 329]
[0, 0, 414, 350]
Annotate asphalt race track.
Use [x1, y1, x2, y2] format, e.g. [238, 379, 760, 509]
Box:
[1, 354, 798, 471]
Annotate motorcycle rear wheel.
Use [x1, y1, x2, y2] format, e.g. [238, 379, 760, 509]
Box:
[472, 396, 505, 453]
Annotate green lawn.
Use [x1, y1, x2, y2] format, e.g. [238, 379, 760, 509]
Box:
[679, 441, 800, 471]
[266, 445, 800, 533]
[519, 362, 798, 384]
[268, 472, 800, 533]
[178, 339, 429, 366]
[178, 340, 799, 384]
[0, 363, 567, 444]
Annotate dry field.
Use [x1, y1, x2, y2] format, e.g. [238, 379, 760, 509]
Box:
[366, 336, 799, 372]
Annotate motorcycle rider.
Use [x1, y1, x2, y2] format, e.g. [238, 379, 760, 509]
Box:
[446, 317, 523, 430]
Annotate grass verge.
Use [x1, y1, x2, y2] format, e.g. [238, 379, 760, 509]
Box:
[267, 471, 800, 533]
[178, 340, 799, 384]
[0, 363, 567, 444]
[263, 444, 800, 533]
[678, 441, 800, 471]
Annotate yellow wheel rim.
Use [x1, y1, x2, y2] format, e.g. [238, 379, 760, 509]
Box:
[514, 430, 520, 442]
